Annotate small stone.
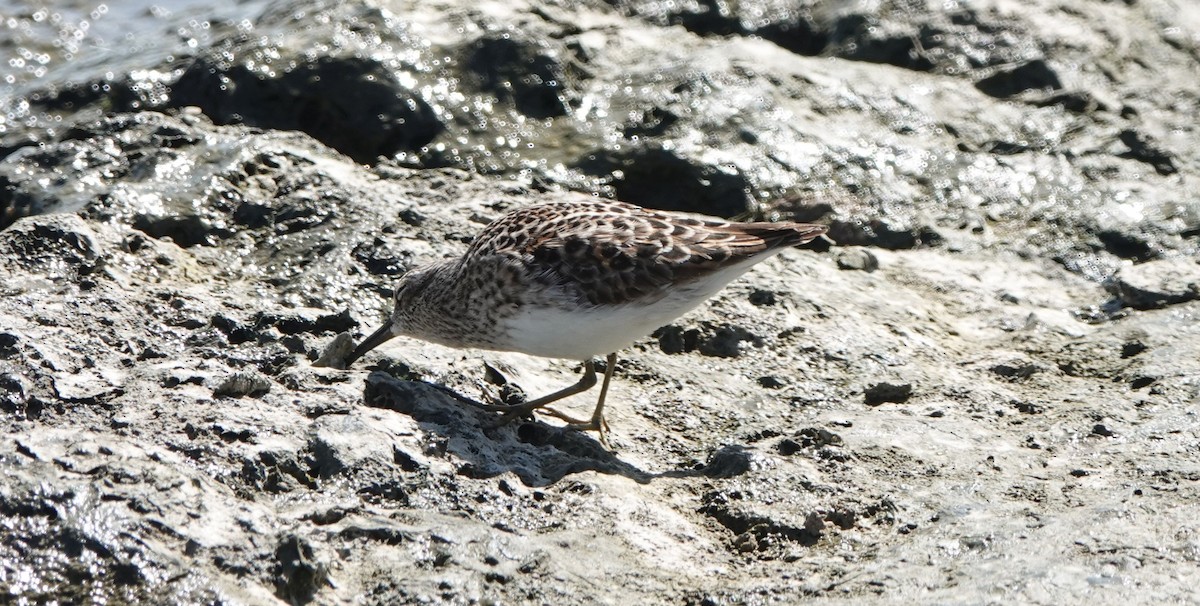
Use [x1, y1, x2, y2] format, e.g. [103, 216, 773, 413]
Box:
[748, 289, 777, 306]
[1120, 341, 1148, 358]
[702, 445, 754, 478]
[835, 248, 880, 272]
[398, 209, 426, 226]
[777, 439, 802, 456]
[1013, 401, 1043, 414]
[990, 363, 1040, 381]
[796, 427, 842, 448]
[314, 332, 356, 369]
[734, 532, 758, 553]
[213, 371, 272, 398]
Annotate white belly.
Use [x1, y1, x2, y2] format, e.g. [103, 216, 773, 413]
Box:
[496, 255, 779, 360]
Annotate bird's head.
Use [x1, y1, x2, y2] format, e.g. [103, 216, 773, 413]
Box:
[344, 265, 437, 366]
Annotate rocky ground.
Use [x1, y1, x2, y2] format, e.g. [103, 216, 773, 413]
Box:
[1, 0, 1198, 604]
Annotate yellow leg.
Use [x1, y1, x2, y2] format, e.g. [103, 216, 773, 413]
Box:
[561, 353, 617, 445]
[490, 359, 597, 420]
[490, 354, 618, 446]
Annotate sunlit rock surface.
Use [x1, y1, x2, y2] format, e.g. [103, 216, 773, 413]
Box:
[1, 0, 1198, 603]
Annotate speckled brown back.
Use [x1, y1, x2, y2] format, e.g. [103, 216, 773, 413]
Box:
[460, 200, 826, 306]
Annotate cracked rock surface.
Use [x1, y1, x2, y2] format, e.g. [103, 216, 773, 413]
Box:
[1, 0, 1198, 603]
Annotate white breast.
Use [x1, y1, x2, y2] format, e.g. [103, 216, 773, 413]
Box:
[496, 253, 783, 360]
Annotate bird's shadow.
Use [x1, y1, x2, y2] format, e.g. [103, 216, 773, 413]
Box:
[362, 371, 755, 487]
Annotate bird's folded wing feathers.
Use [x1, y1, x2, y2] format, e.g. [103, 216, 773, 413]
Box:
[479, 202, 826, 306]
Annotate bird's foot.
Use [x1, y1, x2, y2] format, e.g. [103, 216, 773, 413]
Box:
[562, 415, 611, 448]
[488, 401, 541, 426]
[487, 405, 611, 447]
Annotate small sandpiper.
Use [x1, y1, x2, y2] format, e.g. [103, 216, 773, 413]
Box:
[345, 199, 826, 443]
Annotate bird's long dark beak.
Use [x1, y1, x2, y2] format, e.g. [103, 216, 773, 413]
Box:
[345, 319, 396, 366]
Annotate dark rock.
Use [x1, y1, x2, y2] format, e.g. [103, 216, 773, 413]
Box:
[258, 309, 358, 335]
[241, 449, 315, 493]
[734, 532, 758, 553]
[653, 323, 758, 357]
[356, 478, 410, 505]
[0, 333, 18, 359]
[654, 325, 693, 355]
[777, 438, 803, 456]
[0, 172, 42, 230]
[1117, 129, 1178, 176]
[621, 107, 680, 138]
[396, 209, 426, 227]
[1031, 90, 1107, 113]
[1106, 258, 1200, 310]
[697, 325, 760, 358]
[1120, 341, 1148, 358]
[778, 428, 844, 455]
[0, 373, 28, 414]
[974, 59, 1063, 98]
[1012, 401, 1044, 415]
[171, 55, 444, 164]
[701, 445, 754, 478]
[132, 213, 227, 248]
[352, 238, 412, 276]
[797, 427, 843, 449]
[1097, 229, 1160, 262]
[864, 382, 914, 406]
[273, 535, 329, 604]
[210, 314, 259, 345]
[337, 523, 413, 545]
[753, 11, 827, 57]
[748, 289, 778, 306]
[573, 146, 751, 217]
[829, 13, 935, 72]
[465, 34, 575, 119]
[302, 507, 352, 525]
[990, 363, 1041, 381]
[825, 220, 942, 249]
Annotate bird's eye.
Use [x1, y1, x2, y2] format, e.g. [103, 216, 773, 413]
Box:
[392, 268, 424, 307]
[393, 277, 419, 307]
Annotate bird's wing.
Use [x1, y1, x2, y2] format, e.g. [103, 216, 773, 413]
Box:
[467, 201, 825, 306]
